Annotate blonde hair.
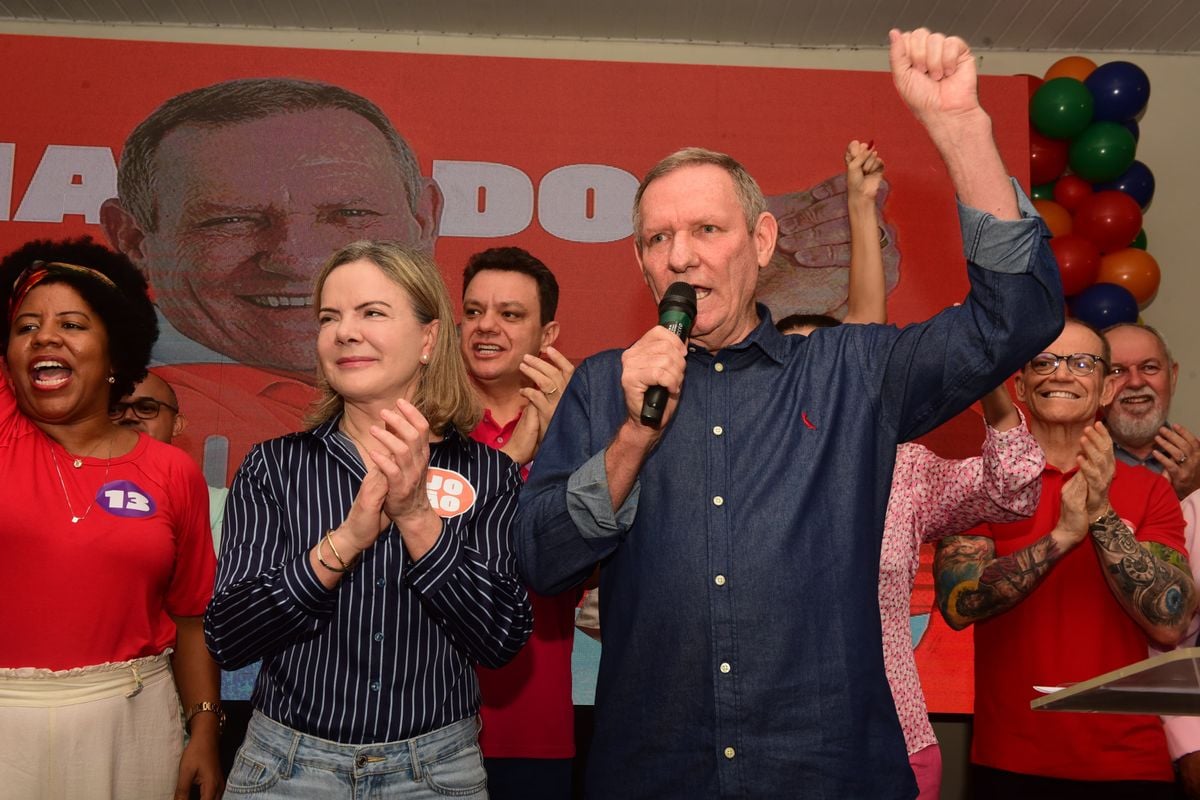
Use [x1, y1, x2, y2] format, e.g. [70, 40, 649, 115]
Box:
[305, 241, 481, 434]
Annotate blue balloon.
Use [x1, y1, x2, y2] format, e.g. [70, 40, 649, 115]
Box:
[1069, 283, 1139, 327]
[1085, 61, 1150, 122]
[1095, 160, 1156, 210]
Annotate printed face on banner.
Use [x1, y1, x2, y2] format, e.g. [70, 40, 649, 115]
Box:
[635, 164, 776, 352]
[105, 108, 439, 375]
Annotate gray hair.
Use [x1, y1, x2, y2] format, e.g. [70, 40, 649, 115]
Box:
[631, 147, 767, 249]
[116, 77, 424, 232]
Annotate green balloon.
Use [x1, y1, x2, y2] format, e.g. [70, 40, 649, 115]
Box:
[1069, 121, 1137, 182]
[1031, 182, 1056, 201]
[1131, 229, 1147, 250]
[1029, 78, 1094, 140]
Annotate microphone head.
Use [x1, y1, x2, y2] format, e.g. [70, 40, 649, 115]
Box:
[659, 282, 697, 318]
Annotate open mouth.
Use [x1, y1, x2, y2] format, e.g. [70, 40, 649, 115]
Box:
[238, 294, 312, 309]
[1041, 390, 1080, 399]
[31, 359, 71, 388]
[473, 343, 503, 355]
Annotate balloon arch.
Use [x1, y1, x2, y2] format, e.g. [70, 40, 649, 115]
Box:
[1024, 56, 1157, 329]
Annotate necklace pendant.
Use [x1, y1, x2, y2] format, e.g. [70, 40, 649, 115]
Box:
[72, 458, 83, 468]
[71, 515, 80, 523]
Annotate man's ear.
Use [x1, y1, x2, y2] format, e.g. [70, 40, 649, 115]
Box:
[173, 412, 188, 439]
[100, 198, 149, 265]
[540, 320, 561, 352]
[1099, 372, 1117, 407]
[753, 211, 779, 268]
[1013, 371, 1028, 404]
[413, 177, 444, 252]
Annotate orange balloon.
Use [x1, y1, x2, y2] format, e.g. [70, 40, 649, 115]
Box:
[1044, 56, 1098, 82]
[1033, 199, 1073, 237]
[1097, 248, 1160, 306]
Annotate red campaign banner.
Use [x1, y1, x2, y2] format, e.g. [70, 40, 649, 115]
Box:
[0, 33, 1033, 712]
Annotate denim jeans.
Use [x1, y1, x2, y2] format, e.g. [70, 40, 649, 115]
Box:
[225, 711, 488, 798]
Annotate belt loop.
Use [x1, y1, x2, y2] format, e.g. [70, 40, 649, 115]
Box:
[124, 663, 144, 698]
[282, 728, 301, 781]
[409, 737, 422, 781]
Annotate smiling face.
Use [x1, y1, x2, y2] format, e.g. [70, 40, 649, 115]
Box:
[1016, 320, 1115, 429]
[116, 108, 438, 373]
[634, 164, 777, 352]
[1104, 325, 1178, 452]
[4, 282, 113, 427]
[316, 259, 439, 409]
[460, 269, 558, 386]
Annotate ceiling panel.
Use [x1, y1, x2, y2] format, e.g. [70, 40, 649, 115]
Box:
[2, 0, 1198, 54]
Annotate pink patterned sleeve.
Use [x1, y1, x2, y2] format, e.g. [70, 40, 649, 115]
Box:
[910, 411, 1044, 544]
[1161, 489, 1200, 760]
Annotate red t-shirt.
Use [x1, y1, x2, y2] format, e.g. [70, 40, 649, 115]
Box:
[471, 409, 577, 759]
[972, 462, 1186, 782]
[0, 372, 216, 670]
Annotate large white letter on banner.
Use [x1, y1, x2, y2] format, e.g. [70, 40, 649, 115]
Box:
[433, 160, 533, 237]
[538, 165, 637, 243]
[13, 145, 117, 224]
[0, 144, 14, 221]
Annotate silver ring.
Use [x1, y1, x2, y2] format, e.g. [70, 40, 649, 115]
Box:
[1178, 454, 1188, 464]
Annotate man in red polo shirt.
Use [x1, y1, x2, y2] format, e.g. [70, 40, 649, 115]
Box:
[934, 319, 1196, 799]
[459, 246, 577, 800]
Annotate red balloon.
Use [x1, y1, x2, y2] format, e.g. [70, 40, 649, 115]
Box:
[1097, 248, 1160, 306]
[1034, 199, 1072, 238]
[1049, 234, 1101, 295]
[1030, 129, 1069, 185]
[1053, 174, 1094, 212]
[1072, 190, 1143, 254]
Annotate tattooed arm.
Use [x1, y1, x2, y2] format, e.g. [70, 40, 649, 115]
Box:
[1078, 422, 1197, 648]
[934, 471, 1090, 630]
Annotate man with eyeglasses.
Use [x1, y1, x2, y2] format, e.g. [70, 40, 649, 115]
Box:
[933, 319, 1196, 798]
[1103, 323, 1200, 798]
[113, 371, 228, 549]
[1103, 323, 1200, 501]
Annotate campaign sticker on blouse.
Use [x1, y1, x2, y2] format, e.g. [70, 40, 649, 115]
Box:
[96, 480, 158, 518]
[425, 467, 476, 519]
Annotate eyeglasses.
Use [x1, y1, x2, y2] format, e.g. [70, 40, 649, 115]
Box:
[109, 398, 179, 420]
[1028, 352, 1106, 376]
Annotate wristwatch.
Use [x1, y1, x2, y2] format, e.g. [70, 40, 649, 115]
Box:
[185, 700, 226, 734]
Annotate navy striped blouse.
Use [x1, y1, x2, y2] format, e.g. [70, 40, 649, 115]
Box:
[204, 417, 531, 744]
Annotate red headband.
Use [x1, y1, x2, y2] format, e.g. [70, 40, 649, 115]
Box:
[8, 260, 119, 321]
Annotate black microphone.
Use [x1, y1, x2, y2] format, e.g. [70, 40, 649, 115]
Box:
[640, 282, 697, 427]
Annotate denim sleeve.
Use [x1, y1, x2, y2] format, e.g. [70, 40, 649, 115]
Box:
[859, 179, 1065, 443]
[517, 356, 629, 595]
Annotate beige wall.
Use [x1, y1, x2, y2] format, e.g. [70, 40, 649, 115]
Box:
[4, 20, 1197, 423]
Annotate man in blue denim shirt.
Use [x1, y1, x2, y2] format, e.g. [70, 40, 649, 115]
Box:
[518, 29, 1064, 799]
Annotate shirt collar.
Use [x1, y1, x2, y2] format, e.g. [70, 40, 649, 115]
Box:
[686, 303, 789, 365]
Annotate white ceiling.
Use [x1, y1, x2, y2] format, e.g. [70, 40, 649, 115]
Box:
[1, 0, 1198, 54]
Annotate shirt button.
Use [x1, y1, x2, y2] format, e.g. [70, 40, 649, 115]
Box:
[376, 577, 386, 588]
[712, 425, 724, 436]
[724, 746, 736, 759]
[714, 362, 724, 373]
[495, 436, 504, 444]
[370, 680, 381, 692]
[720, 662, 731, 674]
[713, 496, 724, 507]
[373, 632, 384, 642]
[714, 574, 726, 586]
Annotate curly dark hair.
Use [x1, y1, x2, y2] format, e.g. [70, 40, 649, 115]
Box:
[0, 237, 158, 403]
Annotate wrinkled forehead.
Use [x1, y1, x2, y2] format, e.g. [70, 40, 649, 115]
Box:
[1107, 325, 1168, 364]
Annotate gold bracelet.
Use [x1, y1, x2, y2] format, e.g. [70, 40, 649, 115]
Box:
[317, 534, 351, 573]
[185, 700, 225, 734]
[325, 530, 353, 570]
